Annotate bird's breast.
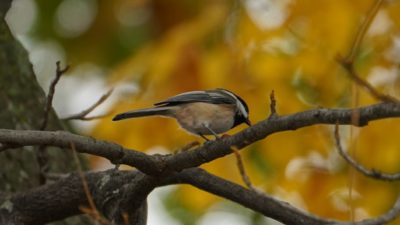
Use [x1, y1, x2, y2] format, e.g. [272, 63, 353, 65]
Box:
[175, 102, 236, 135]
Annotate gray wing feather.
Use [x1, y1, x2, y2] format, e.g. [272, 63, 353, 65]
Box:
[154, 90, 235, 106]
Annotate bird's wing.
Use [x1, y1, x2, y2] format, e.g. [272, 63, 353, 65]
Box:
[154, 90, 235, 106]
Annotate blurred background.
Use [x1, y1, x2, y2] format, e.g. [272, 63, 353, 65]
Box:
[5, 0, 400, 224]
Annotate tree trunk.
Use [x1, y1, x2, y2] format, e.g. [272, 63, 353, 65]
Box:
[0, 5, 91, 225]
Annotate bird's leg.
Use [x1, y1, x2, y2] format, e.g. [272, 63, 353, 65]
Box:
[202, 123, 220, 140]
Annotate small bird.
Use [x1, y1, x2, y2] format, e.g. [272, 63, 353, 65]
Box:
[112, 88, 251, 140]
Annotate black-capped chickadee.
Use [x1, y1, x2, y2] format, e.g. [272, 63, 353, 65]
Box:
[112, 88, 251, 140]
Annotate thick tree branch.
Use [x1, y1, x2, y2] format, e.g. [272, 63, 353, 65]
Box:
[173, 168, 334, 225]
[0, 172, 93, 225]
[1, 93, 399, 225]
[0, 170, 149, 225]
[176, 168, 400, 225]
[0, 101, 399, 224]
[0, 129, 160, 174]
[164, 102, 400, 172]
[2, 168, 399, 225]
[0, 102, 399, 176]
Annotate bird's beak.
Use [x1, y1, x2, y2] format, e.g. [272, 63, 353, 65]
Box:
[245, 118, 252, 126]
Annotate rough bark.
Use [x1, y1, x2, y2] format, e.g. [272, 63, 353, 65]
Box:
[0, 6, 92, 225]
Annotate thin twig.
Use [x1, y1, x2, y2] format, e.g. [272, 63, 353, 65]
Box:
[231, 147, 256, 191]
[346, 0, 385, 63]
[337, 59, 398, 102]
[337, 0, 398, 103]
[64, 88, 114, 121]
[71, 142, 115, 225]
[71, 143, 96, 210]
[346, 7, 379, 212]
[40, 61, 69, 130]
[36, 61, 70, 184]
[334, 123, 400, 181]
[269, 90, 277, 118]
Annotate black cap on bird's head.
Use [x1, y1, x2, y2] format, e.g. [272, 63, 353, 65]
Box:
[233, 94, 251, 127]
[217, 89, 251, 127]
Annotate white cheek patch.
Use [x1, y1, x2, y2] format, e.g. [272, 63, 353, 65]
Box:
[236, 101, 248, 118]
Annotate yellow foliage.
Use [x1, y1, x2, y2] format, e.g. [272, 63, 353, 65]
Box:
[91, 0, 400, 222]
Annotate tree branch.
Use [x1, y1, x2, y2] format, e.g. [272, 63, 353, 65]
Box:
[2, 167, 399, 225]
[337, 0, 399, 103]
[231, 147, 256, 191]
[0, 170, 149, 225]
[63, 88, 114, 121]
[346, 0, 385, 63]
[337, 58, 398, 103]
[334, 123, 400, 181]
[269, 89, 277, 117]
[40, 61, 69, 131]
[0, 100, 399, 224]
[0, 102, 399, 176]
[36, 61, 70, 184]
[173, 168, 335, 225]
[164, 102, 400, 172]
[176, 168, 400, 225]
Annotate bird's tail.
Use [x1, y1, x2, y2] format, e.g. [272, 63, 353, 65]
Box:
[112, 107, 174, 121]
